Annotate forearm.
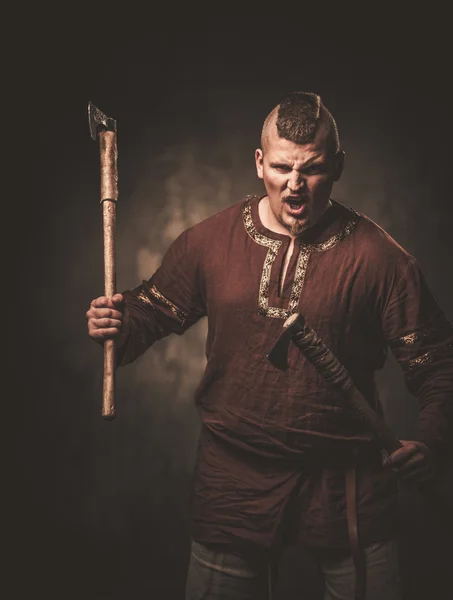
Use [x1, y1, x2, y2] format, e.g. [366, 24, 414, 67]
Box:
[115, 275, 205, 366]
[115, 228, 206, 366]
[407, 356, 453, 472]
[115, 288, 181, 366]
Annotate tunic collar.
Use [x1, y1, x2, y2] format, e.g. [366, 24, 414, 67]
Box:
[245, 194, 360, 251]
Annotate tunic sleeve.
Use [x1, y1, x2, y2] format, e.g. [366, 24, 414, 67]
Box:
[382, 256, 453, 468]
[116, 228, 206, 366]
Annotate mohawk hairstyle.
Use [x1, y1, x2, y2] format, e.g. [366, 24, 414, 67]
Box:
[261, 91, 340, 154]
[276, 92, 322, 144]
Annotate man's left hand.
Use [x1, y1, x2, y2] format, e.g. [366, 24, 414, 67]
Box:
[384, 440, 435, 483]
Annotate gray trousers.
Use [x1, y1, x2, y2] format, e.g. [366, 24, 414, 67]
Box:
[185, 539, 401, 600]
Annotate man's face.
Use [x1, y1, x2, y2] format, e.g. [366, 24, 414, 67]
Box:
[255, 127, 344, 237]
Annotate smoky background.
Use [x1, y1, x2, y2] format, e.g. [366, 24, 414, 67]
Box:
[21, 17, 452, 599]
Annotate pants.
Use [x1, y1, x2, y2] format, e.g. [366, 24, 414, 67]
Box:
[185, 539, 401, 600]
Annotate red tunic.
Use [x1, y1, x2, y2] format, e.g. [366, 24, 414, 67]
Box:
[117, 195, 453, 550]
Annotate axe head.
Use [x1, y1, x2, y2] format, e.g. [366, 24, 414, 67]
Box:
[88, 101, 117, 140]
[267, 312, 305, 370]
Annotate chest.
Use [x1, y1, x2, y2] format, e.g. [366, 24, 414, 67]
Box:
[207, 238, 374, 324]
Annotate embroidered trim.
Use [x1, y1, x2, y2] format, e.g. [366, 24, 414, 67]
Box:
[137, 283, 188, 325]
[242, 197, 359, 318]
[304, 216, 359, 252]
[243, 198, 284, 316]
[389, 321, 452, 348]
[137, 290, 152, 305]
[404, 341, 453, 371]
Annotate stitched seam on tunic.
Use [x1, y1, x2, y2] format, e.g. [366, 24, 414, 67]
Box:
[381, 255, 414, 320]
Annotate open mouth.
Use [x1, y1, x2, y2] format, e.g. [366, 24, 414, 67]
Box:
[285, 198, 307, 216]
[289, 201, 303, 209]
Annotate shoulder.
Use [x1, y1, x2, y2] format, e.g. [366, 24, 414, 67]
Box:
[337, 201, 414, 270]
[189, 197, 247, 230]
[181, 196, 250, 244]
[161, 196, 249, 260]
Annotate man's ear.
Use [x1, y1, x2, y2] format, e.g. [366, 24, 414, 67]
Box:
[255, 148, 264, 180]
[333, 150, 345, 181]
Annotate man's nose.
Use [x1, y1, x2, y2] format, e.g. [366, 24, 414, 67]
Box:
[287, 171, 305, 192]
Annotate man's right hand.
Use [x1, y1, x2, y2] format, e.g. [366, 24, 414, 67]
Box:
[86, 293, 126, 342]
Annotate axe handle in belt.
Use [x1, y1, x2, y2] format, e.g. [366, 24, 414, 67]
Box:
[283, 313, 452, 579]
[285, 313, 403, 455]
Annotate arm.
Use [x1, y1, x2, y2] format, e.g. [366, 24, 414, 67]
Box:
[87, 228, 206, 366]
[382, 256, 453, 481]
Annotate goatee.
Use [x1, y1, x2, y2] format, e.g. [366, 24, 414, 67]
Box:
[278, 213, 309, 238]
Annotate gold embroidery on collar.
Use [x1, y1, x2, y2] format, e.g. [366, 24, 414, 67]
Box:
[138, 283, 188, 325]
[243, 197, 359, 318]
[243, 198, 283, 317]
[304, 217, 359, 252]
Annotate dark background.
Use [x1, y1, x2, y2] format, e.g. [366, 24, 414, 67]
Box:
[22, 16, 452, 599]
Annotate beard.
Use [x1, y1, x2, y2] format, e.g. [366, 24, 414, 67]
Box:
[277, 209, 310, 237]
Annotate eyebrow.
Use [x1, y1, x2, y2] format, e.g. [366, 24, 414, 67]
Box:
[270, 156, 327, 168]
[301, 156, 326, 167]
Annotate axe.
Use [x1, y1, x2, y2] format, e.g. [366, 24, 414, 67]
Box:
[267, 312, 403, 455]
[268, 312, 452, 597]
[88, 101, 118, 420]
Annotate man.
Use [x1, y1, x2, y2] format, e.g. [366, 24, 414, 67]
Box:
[86, 92, 453, 599]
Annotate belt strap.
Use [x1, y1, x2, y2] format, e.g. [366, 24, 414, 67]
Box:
[266, 548, 280, 600]
[346, 462, 367, 600]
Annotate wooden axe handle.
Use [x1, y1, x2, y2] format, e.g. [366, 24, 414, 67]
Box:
[99, 130, 118, 420]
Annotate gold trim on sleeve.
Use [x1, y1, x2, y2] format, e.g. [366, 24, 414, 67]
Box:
[137, 290, 152, 306]
[389, 320, 453, 348]
[138, 283, 188, 325]
[404, 341, 453, 371]
[390, 329, 433, 347]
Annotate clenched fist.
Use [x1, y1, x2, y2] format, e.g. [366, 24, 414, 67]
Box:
[384, 440, 435, 483]
[86, 293, 127, 342]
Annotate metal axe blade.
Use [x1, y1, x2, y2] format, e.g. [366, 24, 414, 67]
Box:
[267, 326, 294, 370]
[88, 101, 117, 140]
[267, 312, 304, 370]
